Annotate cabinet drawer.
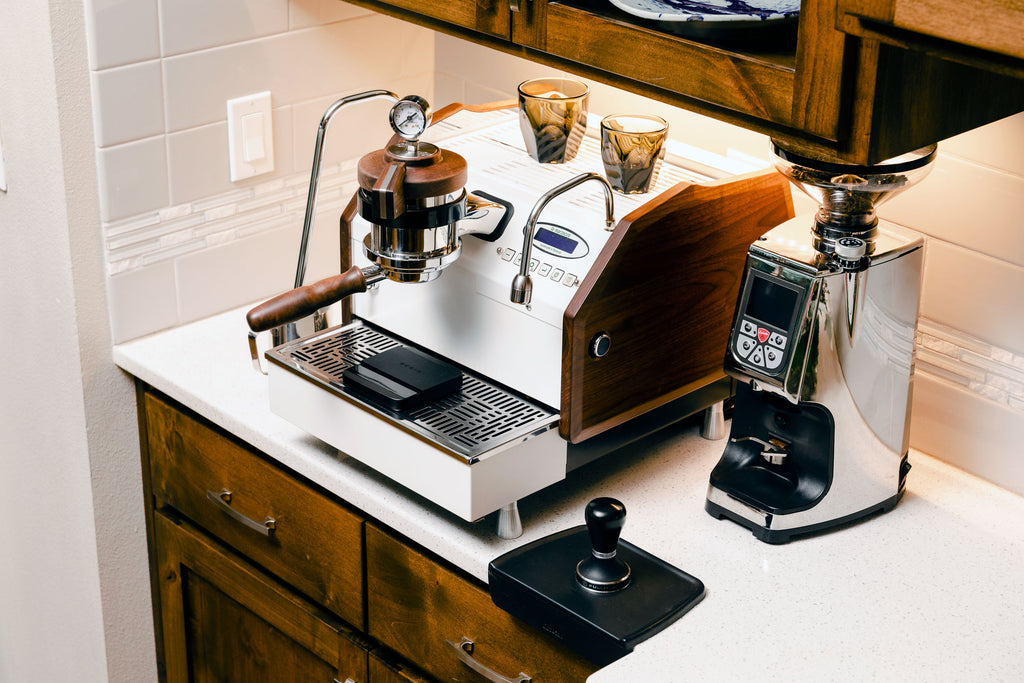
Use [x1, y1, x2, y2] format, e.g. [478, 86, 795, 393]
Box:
[365, 524, 597, 683]
[145, 391, 365, 629]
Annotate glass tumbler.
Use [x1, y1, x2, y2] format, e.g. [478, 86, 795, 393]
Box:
[517, 78, 589, 164]
[600, 114, 669, 194]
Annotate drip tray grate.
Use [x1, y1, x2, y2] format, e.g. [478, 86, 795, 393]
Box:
[266, 321, 558, 462]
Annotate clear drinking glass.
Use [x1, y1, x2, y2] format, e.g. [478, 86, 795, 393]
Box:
[600, 114, 669, 194]
[517, 78, 589, 164]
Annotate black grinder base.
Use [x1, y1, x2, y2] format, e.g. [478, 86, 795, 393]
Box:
[488, 526, 705, 667]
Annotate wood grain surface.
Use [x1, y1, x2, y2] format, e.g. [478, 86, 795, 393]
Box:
[561, 167, 794, 443]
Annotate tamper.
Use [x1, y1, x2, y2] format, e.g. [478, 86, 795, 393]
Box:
[489, 497, 706, 666]
[575, 497, 631, 592]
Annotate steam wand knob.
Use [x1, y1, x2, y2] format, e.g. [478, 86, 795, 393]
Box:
[575, 497, 631, 593]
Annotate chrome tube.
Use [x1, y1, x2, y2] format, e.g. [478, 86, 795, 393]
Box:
[510, 172, 613, 305]
[293, 89, 399, 289]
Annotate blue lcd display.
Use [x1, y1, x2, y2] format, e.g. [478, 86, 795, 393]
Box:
[534, 226, 577, 254]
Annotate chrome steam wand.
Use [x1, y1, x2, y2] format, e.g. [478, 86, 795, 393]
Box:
[510, 172, 614, 306]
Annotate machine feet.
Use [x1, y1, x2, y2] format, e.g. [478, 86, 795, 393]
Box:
[700, 400, 726, 440]
[496, 501, 523, 539]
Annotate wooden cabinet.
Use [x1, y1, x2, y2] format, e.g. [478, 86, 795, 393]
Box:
[366, 523, 597, 683]
[139, 385, 591, 682]
[153, 511, 371, 683]
[838, 0, 1024, 75]
[341, 0, 1024, 164]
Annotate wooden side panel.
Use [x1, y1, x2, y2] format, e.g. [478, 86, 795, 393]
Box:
[561, 169, 794, 443]
[365, 524, 597, 683]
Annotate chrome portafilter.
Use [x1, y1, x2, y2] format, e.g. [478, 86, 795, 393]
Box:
[770, 142, 937, 255]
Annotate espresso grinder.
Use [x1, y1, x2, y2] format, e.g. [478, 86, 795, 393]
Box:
[705, 142, 936, 543]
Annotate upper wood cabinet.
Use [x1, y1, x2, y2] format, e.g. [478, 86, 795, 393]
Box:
[837, 0, 1024, 75]
[343, 0, 1024, 164]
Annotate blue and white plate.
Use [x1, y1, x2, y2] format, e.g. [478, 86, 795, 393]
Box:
[608, 0, 800, 23]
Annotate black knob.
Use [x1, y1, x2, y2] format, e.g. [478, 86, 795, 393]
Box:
[576, 497, 631, 593]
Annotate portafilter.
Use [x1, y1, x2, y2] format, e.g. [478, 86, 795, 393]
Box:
[246, 94, 510, 352]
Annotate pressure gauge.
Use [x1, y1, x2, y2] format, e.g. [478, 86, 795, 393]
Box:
[389, 95, 432, 141]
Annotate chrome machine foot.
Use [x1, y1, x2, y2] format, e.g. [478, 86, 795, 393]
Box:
[701, 400, 726, 440]
[496, 501, 523, 539]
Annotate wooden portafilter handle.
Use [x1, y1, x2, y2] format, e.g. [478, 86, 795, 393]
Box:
[246, 265, 372, 333]
[575, 497, 632, 592]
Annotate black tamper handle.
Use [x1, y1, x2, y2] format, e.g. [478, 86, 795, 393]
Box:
[577, 497, 631, 592]
[586, 497, 627, 556]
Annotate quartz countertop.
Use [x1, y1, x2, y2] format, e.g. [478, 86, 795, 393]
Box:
[114, 306, 1024, 682]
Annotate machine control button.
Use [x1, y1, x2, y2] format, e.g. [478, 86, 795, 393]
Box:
[550, 268, 565, 282]
[529, 258, 539, 272]
[768, 332, 787, 350]
[740, 320, 757, 336]
[538, 263, 552, 276]
[589, 333, 611, 358]
[514, 254, 522, 266]
[501, 248, 515, 262]
[736, 334, 757, 359]
[764, 347, 783, 370]
[562, 273, 578, 287]
[749, 346, 766, 367]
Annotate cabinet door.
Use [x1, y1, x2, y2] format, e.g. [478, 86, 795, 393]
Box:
[154, 512, 370, 683]
[375, 0, 510, 38]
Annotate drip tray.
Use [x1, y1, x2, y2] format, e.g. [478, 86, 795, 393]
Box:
[265, 320, 558, 463]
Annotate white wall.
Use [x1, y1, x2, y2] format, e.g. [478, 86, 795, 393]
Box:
[1, 2, 114, 681]
[1, 1, 433, 681]
[431, 34, 1024, 496]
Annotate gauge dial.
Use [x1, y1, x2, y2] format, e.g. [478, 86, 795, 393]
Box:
[389, 96, 432, 141]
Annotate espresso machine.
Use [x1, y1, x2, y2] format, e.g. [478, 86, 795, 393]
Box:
[705, 141, 936, 543]
[247, 91, 794, 538]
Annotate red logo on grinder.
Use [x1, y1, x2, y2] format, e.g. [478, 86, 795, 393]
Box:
[757, 328, 770, 343]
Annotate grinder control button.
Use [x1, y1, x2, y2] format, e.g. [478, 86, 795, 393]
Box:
[749, 346, 766, 367]
[736, 334, 757, 359]
[764, 347, 783, 370]
[741, 320, 757, 336]
[768, 332, 787, 350]
[500, 248, 515, 262]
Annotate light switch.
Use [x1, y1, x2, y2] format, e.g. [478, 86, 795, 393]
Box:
[241, 112, 266, 162]
[227, 91, 274, 182]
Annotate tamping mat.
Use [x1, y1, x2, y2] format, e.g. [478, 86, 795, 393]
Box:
[489, 527, 705, 666]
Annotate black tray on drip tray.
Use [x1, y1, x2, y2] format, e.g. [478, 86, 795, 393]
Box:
[342, 345, 463, 411]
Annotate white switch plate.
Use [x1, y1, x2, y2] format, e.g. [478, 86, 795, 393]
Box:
[227, 91, 274, 182]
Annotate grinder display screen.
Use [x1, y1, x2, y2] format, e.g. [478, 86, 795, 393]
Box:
[534, 226, 578, 254]
[746, 275, 800, 331]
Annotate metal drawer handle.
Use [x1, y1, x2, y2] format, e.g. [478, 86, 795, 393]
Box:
[445, 637, 531, 683]
[206, 489, 276, 537]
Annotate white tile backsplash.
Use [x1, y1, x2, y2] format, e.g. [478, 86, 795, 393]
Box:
[158, 0, 290, 57]
[83, 0, 160, 69]
[289, 0, 372, 29]
[90, 60, 164, 147]
[920, 239, 1024, 355]
[97, 136, 169, 221]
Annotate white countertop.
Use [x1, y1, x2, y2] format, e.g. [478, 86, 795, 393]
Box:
[114, 306, 1024, 682]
